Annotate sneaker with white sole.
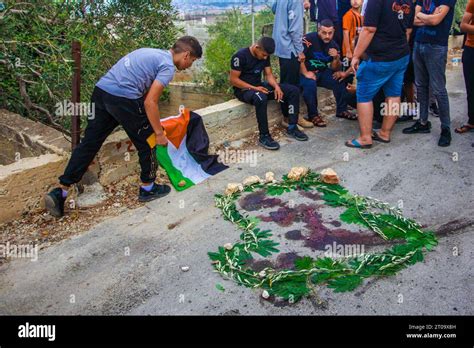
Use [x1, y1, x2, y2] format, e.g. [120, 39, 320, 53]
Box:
[287, 127, 308, 141]
[282, 118, 304, 131]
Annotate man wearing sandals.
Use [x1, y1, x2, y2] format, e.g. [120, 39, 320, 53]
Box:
[300, 19, 355, 128]
[346, 0, 415, 149]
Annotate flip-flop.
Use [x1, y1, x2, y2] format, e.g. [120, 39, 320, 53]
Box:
[372, 131, 390, 143]
[345, 139, 372, 149]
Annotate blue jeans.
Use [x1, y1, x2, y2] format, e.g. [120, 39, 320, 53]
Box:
[300, 69, 348, 117]
[413, 42, 451, 129]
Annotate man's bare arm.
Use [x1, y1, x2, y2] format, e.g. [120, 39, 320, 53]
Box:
[416, 5, 451, 26]
[264, 66, 279, 90]
[460, 11, 474, 34]
[230, 69, 257, 90]
[343, 29, 352, 57]
[406, 28, 413, 42]
[414, 5, 424, 26]
[144, 80, 167, 145]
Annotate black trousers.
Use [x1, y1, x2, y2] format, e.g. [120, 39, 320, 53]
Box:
[462, 46, 474, 125]
[344, 89, 386, 123]
[235, 82, 300, 136]
[59, 87, 157, 186]
[279, 54, 301, 87]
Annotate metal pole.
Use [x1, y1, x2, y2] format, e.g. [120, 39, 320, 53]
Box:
[251, 0, 255, 43]
[71, 41, 81, 150]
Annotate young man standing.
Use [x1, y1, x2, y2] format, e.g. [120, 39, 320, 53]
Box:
[402, 0, 457, 146]
[300, 19, 355, 127]
[230, 37, 309, 150]
[44, 36, 202, 217]
[272, 0, 306, 87]
[342, 0, 363, 60]
[272, 0, 314, 129]
[455, 0, 474, 134]
[346, 0, 414, 148]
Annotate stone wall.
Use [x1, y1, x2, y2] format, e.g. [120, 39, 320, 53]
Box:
[0, 88, 332, 223]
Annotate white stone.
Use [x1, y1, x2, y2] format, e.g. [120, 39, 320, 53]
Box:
[224, 183, 243, 196]
[242, 175, 261, 186]
[287, 167, 309, 181]
[264, 172, 275, 183]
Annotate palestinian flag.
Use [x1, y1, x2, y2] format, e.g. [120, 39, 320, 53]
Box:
[147, 108, 227, 191]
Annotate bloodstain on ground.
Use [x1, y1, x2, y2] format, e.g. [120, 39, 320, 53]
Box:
[285, 230, 304, 240]
[298, 190, 322, 201]
[245, 259, 273, 272]
[238, 190, 283, 211]
[329, 220, 342, 227]
[261, 207, 297, 227]
[275, 252, 300, 270]
[246, 252, 301, 272]
[239, 190, 386, 251]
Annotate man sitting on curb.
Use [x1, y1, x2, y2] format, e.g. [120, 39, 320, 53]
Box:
[44, 36, 202, 217]
[300, 19, 355, 127]
[230, 37, 309, 150]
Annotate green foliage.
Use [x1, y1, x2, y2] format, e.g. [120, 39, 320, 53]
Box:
[340, 206, 369, 227]
[453, 0, 468, 32]
[0, 0, 180, 133]
[201, 37, 235, 94]
[198, 8, 276, 94]
[267, 275, 310, 301]
[327, 275, 363, 292]
[254, 239, 280, 257]
[294, 256, 314, 271]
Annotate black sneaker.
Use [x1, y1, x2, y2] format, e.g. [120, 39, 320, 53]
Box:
[402, 120, 431, 134]
[429, 102, 439, 117]
[438, 127, 451, 147]
[287, 127, 308, 141]
[44, 187, 66, 217]
[397, 115, 414, 123]
[259, 134, 280, 150]
[139, 183, 171, 202]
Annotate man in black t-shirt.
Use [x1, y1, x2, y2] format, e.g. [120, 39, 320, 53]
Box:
[230, 37, 309, 150]
[300, 19, 354, 127]
[346, 0, 415, 149]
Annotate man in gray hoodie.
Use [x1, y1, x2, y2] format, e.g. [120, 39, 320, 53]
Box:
[272, 0, 308, 87]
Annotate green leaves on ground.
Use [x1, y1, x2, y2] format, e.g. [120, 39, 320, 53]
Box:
[210, 170, 437, 304]
[328, 275, 363, 292]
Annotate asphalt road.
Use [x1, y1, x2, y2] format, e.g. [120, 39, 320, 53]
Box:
[0, 66, 472, 315]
